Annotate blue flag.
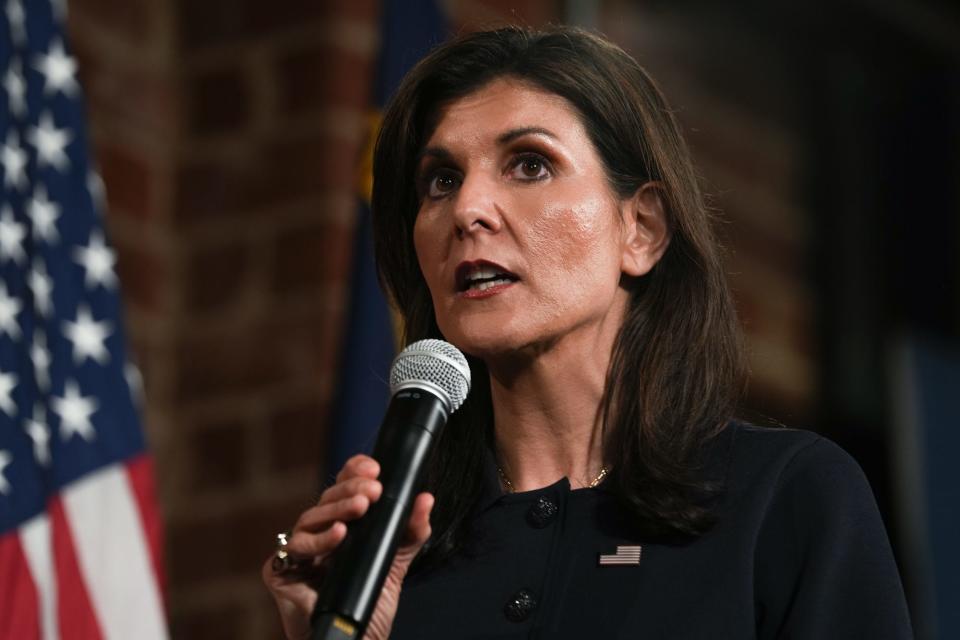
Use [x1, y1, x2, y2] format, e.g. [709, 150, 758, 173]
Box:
[325, 0, 448, 479]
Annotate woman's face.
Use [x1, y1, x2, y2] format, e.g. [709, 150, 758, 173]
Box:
[413, 78, 641, 359]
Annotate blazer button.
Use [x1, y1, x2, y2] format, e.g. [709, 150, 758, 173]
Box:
[526, 496, 558, 528]
[504, 588, 538, 622]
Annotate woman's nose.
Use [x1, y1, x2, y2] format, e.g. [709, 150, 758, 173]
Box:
[452, 174, 502, 238]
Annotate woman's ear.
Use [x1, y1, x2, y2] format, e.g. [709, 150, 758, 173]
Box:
[620, 182, 671, 277]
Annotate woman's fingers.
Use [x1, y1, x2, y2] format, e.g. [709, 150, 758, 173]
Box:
[401, 492, 435, 547]
[294, 492, 375, 537]
[285, 520, 349, 558]
[335, 455, 379, 483]
[317, 476, 382, 506]
[291, 473, 382, 535]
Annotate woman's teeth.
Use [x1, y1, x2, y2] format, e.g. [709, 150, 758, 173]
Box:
[469, 278, 512, 291]
[462, 266, 514, 291]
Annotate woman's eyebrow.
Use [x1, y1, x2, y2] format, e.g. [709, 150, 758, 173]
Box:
[416, 127, 559, 166]
[496, 126, 559, 145]
[417, 146, 453, 164]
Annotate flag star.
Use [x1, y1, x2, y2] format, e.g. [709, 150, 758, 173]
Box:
[50, 0, 67, 22]
[3, 59, 27, 116]
[0, 369, 16, 417]
[125, 361, 144, 406]
[29, 258, 54, 317]
[5, 0, 25, 46]
[31, 330, 51, 391]
[53, 379, 98, 442]
[0, 450, 12, 494]
[0, 206, 27, 264]
[27, 111, 72, 172]
[73, 231, 117, 289]
[87, 170, 106, 211]
[1, 131, 29, 191]
[0, 282, 23, 341]
[27, 185, 61, 243]
[33, 39, 79, 97]
[25, 404, 51, 466]
[63, 304, 113, 365]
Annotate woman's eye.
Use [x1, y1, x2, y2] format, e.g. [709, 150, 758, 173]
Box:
[427, 171, 461, 198]
[510, 155, 550, 181]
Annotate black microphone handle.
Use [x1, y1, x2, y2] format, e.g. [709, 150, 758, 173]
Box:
[311, 390, 448, 640]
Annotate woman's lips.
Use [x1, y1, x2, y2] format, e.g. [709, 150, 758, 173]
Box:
[454, 260, 519, 295]
[459, 279, 515, 299]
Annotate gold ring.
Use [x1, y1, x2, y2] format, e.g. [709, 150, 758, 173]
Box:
[272, 531, 296, 573]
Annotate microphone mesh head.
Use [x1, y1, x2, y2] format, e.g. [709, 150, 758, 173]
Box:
[390, 339, 471, 413]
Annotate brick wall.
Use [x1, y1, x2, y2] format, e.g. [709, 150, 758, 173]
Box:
[601, 4, 817, 424]
[68, 1, 560, 638]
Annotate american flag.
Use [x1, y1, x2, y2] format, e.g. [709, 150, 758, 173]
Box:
[0, 1, 167, 638]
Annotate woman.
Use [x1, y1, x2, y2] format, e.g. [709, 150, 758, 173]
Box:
[264, 26, 912, 639]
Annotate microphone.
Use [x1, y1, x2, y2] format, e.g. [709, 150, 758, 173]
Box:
[311, 339, 471, 640]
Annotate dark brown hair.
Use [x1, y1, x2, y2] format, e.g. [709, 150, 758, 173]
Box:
[372, 26, 745, 563]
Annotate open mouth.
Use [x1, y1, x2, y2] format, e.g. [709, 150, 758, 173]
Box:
[455, 261, 519, 293]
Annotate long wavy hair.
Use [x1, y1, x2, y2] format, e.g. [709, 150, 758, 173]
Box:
[371, 26, 746, 565]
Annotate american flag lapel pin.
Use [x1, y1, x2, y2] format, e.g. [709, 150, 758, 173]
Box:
[598, 545, 642, 566]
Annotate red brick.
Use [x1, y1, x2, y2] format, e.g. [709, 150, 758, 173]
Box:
[173, 136, 361, 224]
[169, 600, 249, 640]
[183, 241, 253, 312]
[187, 66, 252, 136]
[266, 398, 326, 473]
[261, 135, 362, 200]
[68, 0, 153, 42]
[276, 45, 374, 115]
[260, 307, 342, 380]
[166, 498, 309, 584]
[113, 239, 167, 314]
[97, 144, 153, 219]
[171, 307, 343, 404]
[173, 330, 292, 403]
[291, 0, 378, 23]
[177, 0, 378, 50]
[690, 131, 796, 201]
[68, 33, 102, 91]
[245, 0, 377, 36]
[175, 0, 244, 51]
[85, 66, 177, 138]
[270, 220, 353, 295]
[455, 0, 560, 29]
[125, 336, 152, 390]
[173, 161, 241, 223]
[188, 421, 249, 492]
[726, 224, 803, 280]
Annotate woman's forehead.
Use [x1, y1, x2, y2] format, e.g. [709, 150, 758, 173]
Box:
[423, 78, 586, 148]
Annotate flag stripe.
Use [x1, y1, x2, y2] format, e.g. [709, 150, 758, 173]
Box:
[125, 455, 166, 603]
[0, 532, 42, 640]
[19, 514, 56, 640]
[50, 497, 104, 640]
[61, 464, 167, 640]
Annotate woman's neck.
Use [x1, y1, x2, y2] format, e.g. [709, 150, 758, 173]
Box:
[486, 327, 616, 493]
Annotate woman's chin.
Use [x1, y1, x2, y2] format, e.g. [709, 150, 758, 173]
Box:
[441, 326, 526, 360]
[442, 326, 555, 367]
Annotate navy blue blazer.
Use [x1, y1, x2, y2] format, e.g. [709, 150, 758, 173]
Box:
[390, 422, 913, 639]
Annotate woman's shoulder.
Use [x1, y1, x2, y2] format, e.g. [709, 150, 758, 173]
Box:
[716, 420, 872, 505]
[719, 423, 914, 638]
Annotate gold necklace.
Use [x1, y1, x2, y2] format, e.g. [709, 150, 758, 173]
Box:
[497, 465, 609, 493]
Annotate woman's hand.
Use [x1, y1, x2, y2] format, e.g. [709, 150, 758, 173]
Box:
[261, 454, 435, 640]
